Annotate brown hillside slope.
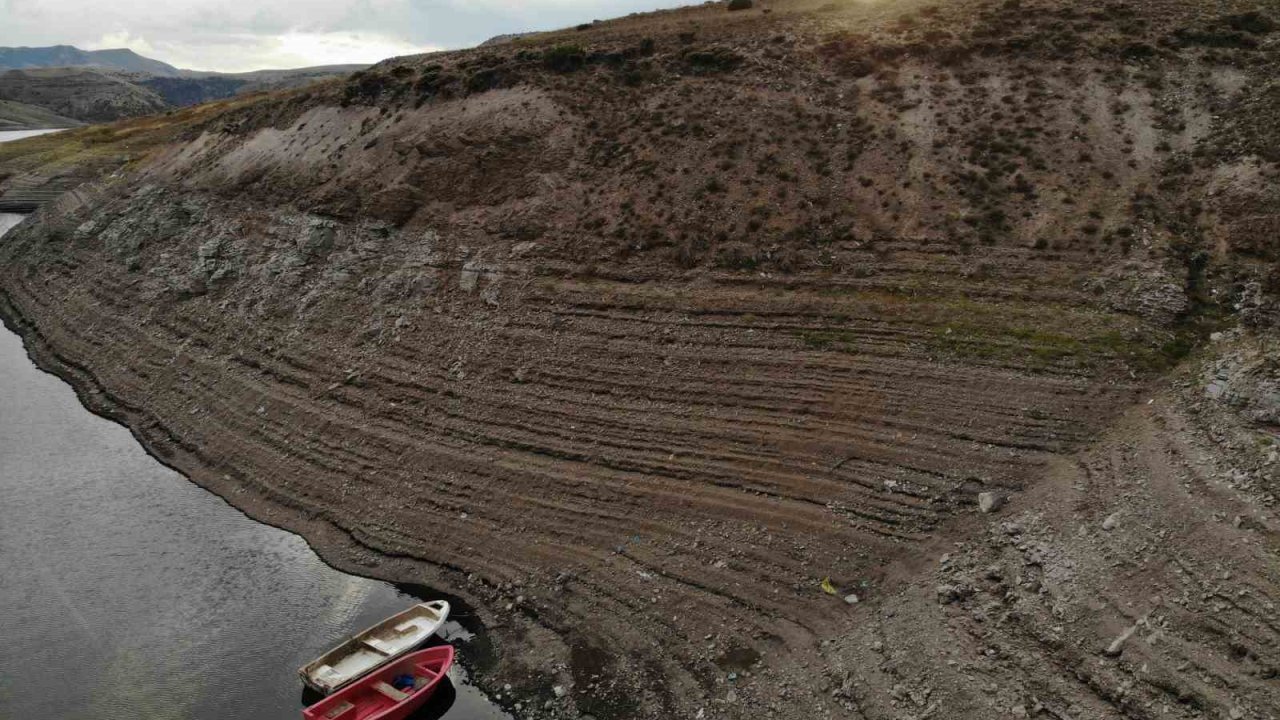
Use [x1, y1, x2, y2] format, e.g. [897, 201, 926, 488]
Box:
[0, 1, 1277, 718]
[0, 67, 170, 122]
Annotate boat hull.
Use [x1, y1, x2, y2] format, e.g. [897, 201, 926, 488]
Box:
[302, 646, 455, 720]
[299, 600, 451, 695]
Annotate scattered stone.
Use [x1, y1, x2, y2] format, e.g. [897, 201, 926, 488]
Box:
[510, 241, 539, 258]
[1102, 513, 1120, 531]
[553, 685, 567, 698]
[459, 259, 483, 292]
[937, 584, 971, 605]
[979, 492, 1006, 513]
[298, 217, 336, 257]
[1104, 622, 1141, 657]
[843, 593, 860, 605]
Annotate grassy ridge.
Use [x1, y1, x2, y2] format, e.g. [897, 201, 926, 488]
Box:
[0, 95, 257, 183]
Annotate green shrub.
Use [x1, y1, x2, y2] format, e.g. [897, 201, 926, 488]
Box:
[682, 47, 743, 73]
[715, 241, 759, 270]
[544, 44, 586, 72]
[1223, 12, 1276, 34]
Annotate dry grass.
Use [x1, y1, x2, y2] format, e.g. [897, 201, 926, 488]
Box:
[0, 95, 257, 179]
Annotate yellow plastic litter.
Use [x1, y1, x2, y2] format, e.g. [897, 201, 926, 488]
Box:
[820, 577, 838, 595]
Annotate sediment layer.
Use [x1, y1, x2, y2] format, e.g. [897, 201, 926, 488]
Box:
[1, 0, 1278, 717]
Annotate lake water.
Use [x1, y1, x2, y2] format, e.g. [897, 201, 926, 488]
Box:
[0, 129, 508, 720]
[1, 129, 63, 236]
[0, 128, 63, 143]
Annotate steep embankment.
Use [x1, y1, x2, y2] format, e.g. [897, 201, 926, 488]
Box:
[1, 1, 1278, 718]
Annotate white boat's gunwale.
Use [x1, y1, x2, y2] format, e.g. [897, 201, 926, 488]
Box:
[299, 600, 450, 694]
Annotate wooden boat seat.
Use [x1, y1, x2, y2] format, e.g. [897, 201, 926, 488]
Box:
[363, 638, 394, 654]
[373, 681, 410, 702]
[394, 620, 417, 633]
[323, 701, 355, 718]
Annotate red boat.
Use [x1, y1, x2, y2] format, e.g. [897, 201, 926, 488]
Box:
[302, 646, 455, 720]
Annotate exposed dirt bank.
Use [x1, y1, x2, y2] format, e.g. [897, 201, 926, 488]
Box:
[1, 0, 1278, 718]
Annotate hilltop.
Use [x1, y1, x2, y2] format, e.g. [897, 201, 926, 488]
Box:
[0, 45, 181, 75]
[0, 1, 1278, 719]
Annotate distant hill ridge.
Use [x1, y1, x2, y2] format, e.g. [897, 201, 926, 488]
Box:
[0, 45, 367, 127]
[0, 45, 180, 76]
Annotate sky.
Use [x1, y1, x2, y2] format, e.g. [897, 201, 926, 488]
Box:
[0, 0, 691, 72]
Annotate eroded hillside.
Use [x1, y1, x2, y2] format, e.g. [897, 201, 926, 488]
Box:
[1, 1, 1277, 718]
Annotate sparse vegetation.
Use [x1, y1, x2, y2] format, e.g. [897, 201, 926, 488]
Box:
[543, 44, 587, 72]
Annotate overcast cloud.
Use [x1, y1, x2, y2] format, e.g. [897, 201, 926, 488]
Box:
[0, 0, 689, 72]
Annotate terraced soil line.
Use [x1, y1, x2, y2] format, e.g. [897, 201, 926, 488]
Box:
[1, 0, 1278, 718]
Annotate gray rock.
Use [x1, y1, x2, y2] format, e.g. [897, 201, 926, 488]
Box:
[510, 241, 538, 258]
[1104, 622, 1140, 657]
[298, 217, 336, 257]
[459, 260, 482, 292]
[1102, 513, 1120, 531]
[978, 492, 1005, 513]
[937, 584, 971, 604]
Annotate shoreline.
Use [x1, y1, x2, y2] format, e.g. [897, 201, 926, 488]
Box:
[0, 282, 517, 710]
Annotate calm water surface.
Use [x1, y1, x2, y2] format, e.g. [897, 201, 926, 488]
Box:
[0, 129, 508, 720]
[1, 129, 62, 238]
[0, 128, 64, 142]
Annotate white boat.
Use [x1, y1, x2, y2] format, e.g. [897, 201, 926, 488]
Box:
[299, 601, 452, 695]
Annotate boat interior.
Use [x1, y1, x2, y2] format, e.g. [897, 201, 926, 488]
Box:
[305, 602, 448, 691]
[306, 651, 452, 720]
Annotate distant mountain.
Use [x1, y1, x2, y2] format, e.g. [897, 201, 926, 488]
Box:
[0, 45, 366, 128]
[0, 45, 180, 76]
[138, 75, 248, 108]
[140, 65, 367, 107]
